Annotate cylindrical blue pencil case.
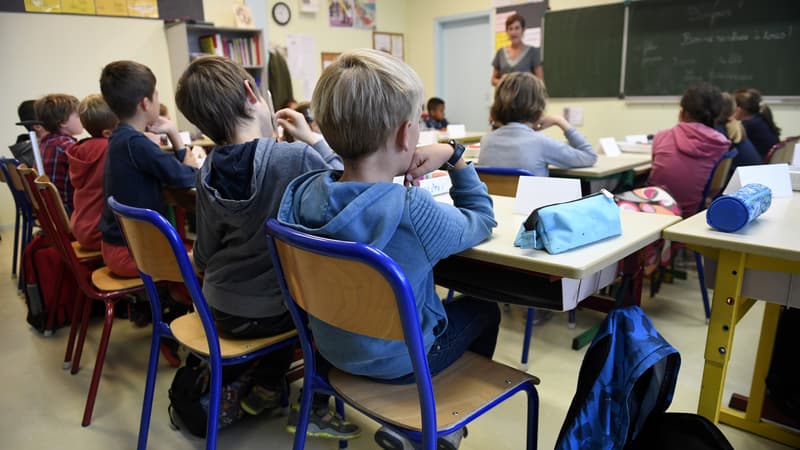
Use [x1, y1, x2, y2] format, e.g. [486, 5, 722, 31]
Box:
[706, 183, 772, 232]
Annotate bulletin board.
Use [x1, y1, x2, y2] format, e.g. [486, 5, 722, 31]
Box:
[373, 31, 404, 60]
[3, 0, 204, 22]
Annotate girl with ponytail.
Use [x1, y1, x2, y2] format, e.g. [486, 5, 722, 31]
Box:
[734, 88, 781, 159]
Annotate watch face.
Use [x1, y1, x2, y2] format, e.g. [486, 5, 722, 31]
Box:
[272, 2, 291, 25]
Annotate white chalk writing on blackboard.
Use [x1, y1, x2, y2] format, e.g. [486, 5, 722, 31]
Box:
[687, 6, 732, 27]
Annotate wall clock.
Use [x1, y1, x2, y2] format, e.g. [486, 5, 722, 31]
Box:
[272, 2, 291, 26]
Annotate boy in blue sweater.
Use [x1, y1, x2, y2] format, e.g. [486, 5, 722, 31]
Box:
[278, 48, 500, 450]
[99, 60, 199, 277]
[175, 56, 356, 440]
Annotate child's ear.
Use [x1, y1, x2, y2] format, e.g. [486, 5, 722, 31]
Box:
[394, 120, 412, 152]
[102, 129, 113, 138]
[243, 79, 259, 105]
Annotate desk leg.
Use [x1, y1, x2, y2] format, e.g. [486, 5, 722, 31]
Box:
[697, 249, 746, 422]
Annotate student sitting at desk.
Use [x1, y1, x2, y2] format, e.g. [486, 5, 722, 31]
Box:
[715, 92, 761, 175]
[278, 49, 499, 450]
[478, 72, 596, 176]
[176, 56, 355, 439]
[734, 87, 781, 159]
[98, 60, 200, 277]
[647, 83, 730, 217]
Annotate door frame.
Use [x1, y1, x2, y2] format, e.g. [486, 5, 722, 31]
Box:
[433, 9, 493, 97]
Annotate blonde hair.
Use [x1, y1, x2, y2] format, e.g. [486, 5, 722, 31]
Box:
[79, 94, 118, 138]
[311, 48, 423, 160]
[490, 72, 547, 126]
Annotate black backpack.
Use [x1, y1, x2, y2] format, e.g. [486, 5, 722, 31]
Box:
[168, 354, 255, 438]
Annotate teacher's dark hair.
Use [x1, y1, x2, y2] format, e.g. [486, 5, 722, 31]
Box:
[506, 13, 525, 30]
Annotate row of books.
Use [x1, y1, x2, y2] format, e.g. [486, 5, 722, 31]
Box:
[198, 34, 262, 67]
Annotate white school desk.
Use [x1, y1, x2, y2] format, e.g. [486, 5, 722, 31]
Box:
[435, 195, 680, 311]
[663, 193, 800, 448]
[549, 153, 652, 179]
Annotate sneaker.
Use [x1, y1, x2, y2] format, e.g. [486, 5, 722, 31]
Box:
[374, 426, 467, 450]
[240, 385, 281, 415]
[286, 404, 361, 440]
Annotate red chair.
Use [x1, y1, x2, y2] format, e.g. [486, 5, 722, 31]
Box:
[33, 175, 152, 426]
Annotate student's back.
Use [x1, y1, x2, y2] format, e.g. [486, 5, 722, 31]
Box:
[741, 114, 779, 159]
[735, 88, 781, 159]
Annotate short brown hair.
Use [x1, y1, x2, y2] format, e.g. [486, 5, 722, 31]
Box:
[311, 49, 423, 160]
[100, 60, 156, 120]
[680, 82, 722, 128]
[490, 72, 546, 126]
[34, 94, 79, 133]
[175, 56, 256, 144]
[506, 13, 525, 30]
[79, 94, 118, 138]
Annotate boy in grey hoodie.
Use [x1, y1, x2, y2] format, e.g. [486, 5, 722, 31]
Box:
[175, 56, 358, 440]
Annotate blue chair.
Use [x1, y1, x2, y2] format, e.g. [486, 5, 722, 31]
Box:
[694, 148, 738, 321]
[266, 218, 540, 450]
[108, 198, 298, 450]
[0, 158, 36, 286]
[474, 166, 565, 369]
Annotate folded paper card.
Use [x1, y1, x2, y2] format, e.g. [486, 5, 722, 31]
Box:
[706, 183, 772, 232]
[724, 164, 792, 198]
[446, 124, 466, 139]
[599, 137, 621, 156]
[514, 189, 622, 254]
[417, 130, 437, 146]
[513, 176, 581, 215]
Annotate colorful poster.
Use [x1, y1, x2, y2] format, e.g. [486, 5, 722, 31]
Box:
[62, 0, 95, 14]
[24, 0, 62, 13]
[128, 0, 158, 18]
[329, 0, 353, 28]
[353, 0, 375, 30]
[95, 0, 128, 16]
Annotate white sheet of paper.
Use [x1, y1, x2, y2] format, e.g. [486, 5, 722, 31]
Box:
[625, 134, 649, 144]
[724, 164, 793, 198]
[179, 131, 192, 147]
[522, 27, 541, 48]
[791, 143, 800, 166]
[513, 176, 582, 215]
[599, 137, 621, 156]
[447, 124, 466, 139]
[417, 130, 437, 146]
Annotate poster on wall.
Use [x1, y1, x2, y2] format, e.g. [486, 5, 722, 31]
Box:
[329, 0, 353, 28]
[127, 0, 158, 18]
[353, 0, 375, 29]
[24, 0, 61, 12]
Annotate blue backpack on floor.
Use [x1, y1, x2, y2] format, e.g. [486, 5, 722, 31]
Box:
[556, 306, 732, 450]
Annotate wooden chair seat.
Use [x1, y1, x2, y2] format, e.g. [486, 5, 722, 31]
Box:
[171, 312, 297, 358]
[72, 241, 101, 260]
[329, 351, 539, 431]
[91, 266, 143, 291]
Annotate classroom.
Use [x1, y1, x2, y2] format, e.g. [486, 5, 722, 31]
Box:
[1, 0, 799, 449]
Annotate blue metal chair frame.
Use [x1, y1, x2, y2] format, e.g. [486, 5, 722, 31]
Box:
[0, 158, 36, 287]
[694, 148, 738, 320]
[474, 166, 569, 368]
[108, 198, 298, 450]
[266, 218, 539, 450]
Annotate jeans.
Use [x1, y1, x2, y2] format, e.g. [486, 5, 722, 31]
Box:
[381, 296, 501, 384]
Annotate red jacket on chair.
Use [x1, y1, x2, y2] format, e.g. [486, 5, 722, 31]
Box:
[67, 137, 108, 250]
[647, 122, 730, 217]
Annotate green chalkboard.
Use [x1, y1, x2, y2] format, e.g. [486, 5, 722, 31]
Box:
[625, 0, 800, 96]
[543, 4, 625, 98]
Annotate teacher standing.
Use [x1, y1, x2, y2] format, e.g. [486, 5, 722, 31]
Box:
[491, 13, 543, 86]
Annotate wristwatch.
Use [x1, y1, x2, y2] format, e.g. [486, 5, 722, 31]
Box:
[440, 139, 466, 171]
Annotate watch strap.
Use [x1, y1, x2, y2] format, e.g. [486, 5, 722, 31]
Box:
[441, 139, 466, 170]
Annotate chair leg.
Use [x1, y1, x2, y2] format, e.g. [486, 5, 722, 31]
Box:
[525, 384, 539, 450]
[137, 332, 162, 450]
[520, 308, 534, 370]
[292, 384, 315, 450]
[567, 309, 576, 329]
[81, 300, 116, 427]
[205, 359, 224, 450]
[71, 295, 95, 375]
[11, 211, 20, 277]
[695, 252, 711, 322]
[63, 292, 87, 370]
[335, 398, 347, 449]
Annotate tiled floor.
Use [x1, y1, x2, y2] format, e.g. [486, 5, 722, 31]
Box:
[0, 234, 792, 449]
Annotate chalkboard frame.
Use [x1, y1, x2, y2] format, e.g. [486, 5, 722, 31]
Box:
[0, 0, 204, 22]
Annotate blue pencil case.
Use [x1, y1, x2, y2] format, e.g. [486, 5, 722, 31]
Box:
[514, 190, 622, 254]
[706, 183, 772, 232]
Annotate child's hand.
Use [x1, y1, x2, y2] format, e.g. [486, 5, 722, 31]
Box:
[405, 144, 460, 183]
[147, 116, 178, 136]
[181, 145, 201, 169]
[275, 109, 318, 145]
[533, 115, 569, 132]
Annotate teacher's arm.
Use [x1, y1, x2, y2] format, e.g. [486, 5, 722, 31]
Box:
[491, 68, 504, 87]
[533, 64, 544, 80]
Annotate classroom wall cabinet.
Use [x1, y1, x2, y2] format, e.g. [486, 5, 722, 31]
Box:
[165, 22, 266, 132]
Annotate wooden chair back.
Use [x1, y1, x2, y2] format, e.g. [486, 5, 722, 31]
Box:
[113, 213, 184, 283]
[764, 135, 799, 164]
[475, 166, 534, 197]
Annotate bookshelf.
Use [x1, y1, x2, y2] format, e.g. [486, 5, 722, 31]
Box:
[165, 22, 267, 131]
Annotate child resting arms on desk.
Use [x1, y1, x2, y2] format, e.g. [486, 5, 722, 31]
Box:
[478, 72, 597, 176]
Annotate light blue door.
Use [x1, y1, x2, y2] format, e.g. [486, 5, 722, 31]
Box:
[436, 12, 493, 132]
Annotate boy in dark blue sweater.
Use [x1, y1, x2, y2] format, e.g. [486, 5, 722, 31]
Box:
[98, 60, 199, 277]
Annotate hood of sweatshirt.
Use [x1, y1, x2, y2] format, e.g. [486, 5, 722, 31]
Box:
[671, 122, 730, 158]
[66, 137, 107, 189]
[277, 169, 406, 251]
